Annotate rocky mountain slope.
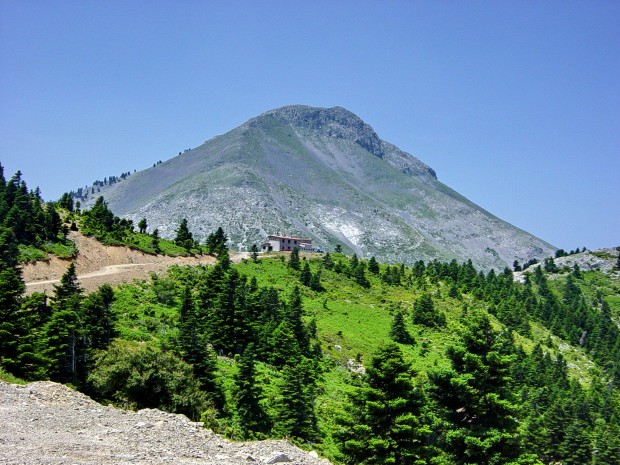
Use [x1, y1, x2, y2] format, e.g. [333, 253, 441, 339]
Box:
[77, 105, 555, 269]
[0, 380, 330, 465]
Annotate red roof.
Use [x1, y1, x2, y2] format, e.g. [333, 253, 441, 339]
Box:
[267, 235, 311, 242]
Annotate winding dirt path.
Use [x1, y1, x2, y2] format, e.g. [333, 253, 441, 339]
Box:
[21, 232, 241, 294]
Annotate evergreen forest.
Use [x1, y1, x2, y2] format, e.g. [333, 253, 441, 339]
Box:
[1, 165, 620, 465]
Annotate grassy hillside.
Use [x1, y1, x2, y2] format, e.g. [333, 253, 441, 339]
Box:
[5, 239, 620, 463]
[97, 250, 620, 462]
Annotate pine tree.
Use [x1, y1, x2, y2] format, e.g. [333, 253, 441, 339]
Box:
[428, 311, 525, 465]
[337, 342, 433, 464]
[174, 218, 195, 252]
[300, 261, 312, 286]
[205, 227, 227, 255]
[138, 218, 147, 234]
[309, 269, 324, 292]
[368, 256, 380, 274]
[250, 244, 259, 262]
[389, 310, 413, 344]
[0, 227, 25, 371]
[284, 286, 309, 354]
[82, 284, 116, 351]
[288, 246, 300, 270]
[151, 228, 161, 253]
[232, 343, 270, 438]
[412, 293, 445, 327]
[274, 357, 318, 441]
[354, 262, 370, 288]
[41, 262, 85, 384]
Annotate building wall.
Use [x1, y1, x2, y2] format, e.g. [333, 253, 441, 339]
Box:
[278, 237, 300, 251]
[264, 235, 312, 252]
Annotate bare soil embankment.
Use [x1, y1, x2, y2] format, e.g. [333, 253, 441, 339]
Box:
[20, 232, 232, 294]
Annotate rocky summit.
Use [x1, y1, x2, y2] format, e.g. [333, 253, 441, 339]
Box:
[78, 105, 555, 269]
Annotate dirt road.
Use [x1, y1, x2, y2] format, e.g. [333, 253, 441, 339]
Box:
[21, 232, 233, 294]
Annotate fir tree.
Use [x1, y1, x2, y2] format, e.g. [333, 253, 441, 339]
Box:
[137, 218, 147, 234]
[349, 254, 359, 275]
[274, 357, 318, 441]
[205, 227, 227, 255]
[389, 310, 413, 344]
[428, 311, 526, 465]
[412, 293, 445, 327]
[288, 246, 300, 270]
[82, 284, 116, 351]
[178, 286, 198, 361]
[337, 342, 433, 464]
[57, 192, 74, 211]
[250, 244, 259, 262]
[321, 252, 334, 269]
[309, 269, 324, 292]
[174, 218, 195, 252]
[42, 263, 85, 384]
[81, 196, 114, 235]
[368, 256, 380, 274]
[267, 320, 301, 367]
[284, 286, 309, 354]
[300, 261, 312, 286]
[0, 227, 25, 371]
[353, 261, 370, 288]
[151, 228, 160, 253]
[232, 343, 270, 438]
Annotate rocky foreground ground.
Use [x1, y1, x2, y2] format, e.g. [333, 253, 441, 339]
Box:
[0, 381, 331, 465]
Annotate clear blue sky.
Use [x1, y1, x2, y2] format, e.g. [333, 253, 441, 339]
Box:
[1, 1, 618, 250]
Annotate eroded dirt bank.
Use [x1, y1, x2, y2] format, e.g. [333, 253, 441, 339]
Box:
[20, 232, 229, 294]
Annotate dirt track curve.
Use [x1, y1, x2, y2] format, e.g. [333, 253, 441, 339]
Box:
[20, 232, 242, 294]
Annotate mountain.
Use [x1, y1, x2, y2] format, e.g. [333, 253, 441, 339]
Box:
[77, 105, 555, 269]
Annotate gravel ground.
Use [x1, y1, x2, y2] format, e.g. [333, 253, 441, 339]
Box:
[0, 381, 331, 465]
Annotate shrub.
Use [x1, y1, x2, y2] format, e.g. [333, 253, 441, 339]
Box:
[88, 341, 208, 420]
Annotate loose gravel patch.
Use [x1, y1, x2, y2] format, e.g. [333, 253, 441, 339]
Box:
[0, 381, 330, 465]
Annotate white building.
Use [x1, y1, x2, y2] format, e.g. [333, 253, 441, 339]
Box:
[261, 234, 315, 252]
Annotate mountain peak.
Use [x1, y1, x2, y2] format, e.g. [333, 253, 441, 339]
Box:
[77, 105, 555, 269]
[252, 105, 385, 158]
